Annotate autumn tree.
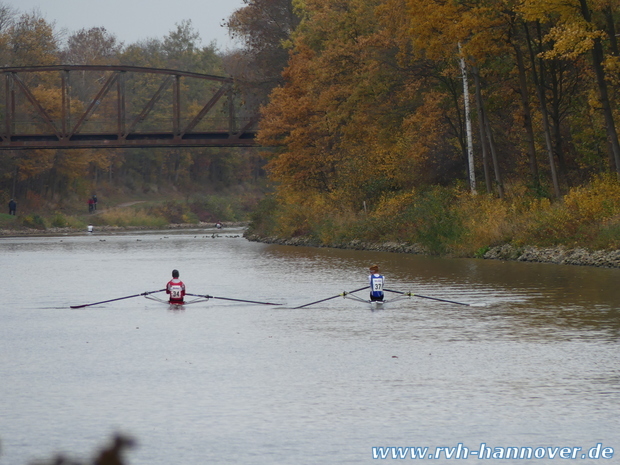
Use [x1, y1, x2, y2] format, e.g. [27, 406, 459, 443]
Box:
[260, 0, 436, 209]
[4, 10, 59, 66]
[0, 12, 63, 203]
[519, 0, 620, 179]
[224, 0, 300, 110]
[61, 27, 122, 65]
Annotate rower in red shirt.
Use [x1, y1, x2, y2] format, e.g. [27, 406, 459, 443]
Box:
[166, 269, 186, 304]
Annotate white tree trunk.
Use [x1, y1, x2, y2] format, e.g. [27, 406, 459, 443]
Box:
[459, 43, 476, 195]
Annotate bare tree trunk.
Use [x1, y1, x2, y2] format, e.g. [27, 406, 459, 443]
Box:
[473, 67, 492, 194]
[525, 22, 561, 199]
[459, 43, 476, 195]
[513, 41, 540, 190]
[12, 163, 18, 199]
[484, 115, 504, 199]
[604, 7, 619, 56]
[549, 61, 568, 182]
[578, 0, 620, 178]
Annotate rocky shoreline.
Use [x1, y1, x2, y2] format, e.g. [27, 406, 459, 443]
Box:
[482, 243, 620, 268]
[244, 234, 620, 269]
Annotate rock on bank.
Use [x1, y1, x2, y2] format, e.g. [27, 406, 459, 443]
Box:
[243, 233, 429, 254]
[483, 244, 620, 268]
[244, 233, 620, 269]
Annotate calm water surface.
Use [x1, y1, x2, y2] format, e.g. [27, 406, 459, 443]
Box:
[1, 229, 619, 464]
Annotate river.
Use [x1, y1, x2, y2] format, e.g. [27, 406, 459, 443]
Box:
[1, 229, 618, 464]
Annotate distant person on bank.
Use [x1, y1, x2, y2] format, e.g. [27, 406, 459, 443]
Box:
[8, 199, 16, 215]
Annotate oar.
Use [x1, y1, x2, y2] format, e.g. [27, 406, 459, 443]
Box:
[293, 286, 370, 309]
[70, 289, 166, 309]
[185, 293, 282, 306]
[384, 288, 471, 306]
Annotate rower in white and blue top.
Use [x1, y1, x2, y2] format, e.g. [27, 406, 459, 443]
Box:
[368, 264, 385, 302]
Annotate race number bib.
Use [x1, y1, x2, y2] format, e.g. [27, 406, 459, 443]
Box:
[169, 286, 183, 299]
[371, 277, 383, 292]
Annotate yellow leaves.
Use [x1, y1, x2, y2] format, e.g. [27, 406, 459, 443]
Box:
[563, 174, 620, 221]
[541, 22, 604, 60]
[603, 55, 620, 85]
[405, 0, 513, 68]
[17, 150, 55, 179]
[53, 150, 92, 182]
[372, 190, 417, 218]
[7, 12, 59, 67]
[519, 0, 609, 60]
[455, 192, 514, 249]
[30, 85, 62, 120]
[89, 149, 119, 171]
[406, 0, 462, 60]
[401, 90, 445, 164]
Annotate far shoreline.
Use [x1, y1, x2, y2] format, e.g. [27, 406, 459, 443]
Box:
[244, 233, 620, 270]
[4, 224, 619, 269]
[0, 222, 249, 238]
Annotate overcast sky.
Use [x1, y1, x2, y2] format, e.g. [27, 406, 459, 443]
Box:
[5, 0, 247, 50]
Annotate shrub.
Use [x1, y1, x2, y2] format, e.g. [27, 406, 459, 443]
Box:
[402, 187, 465, 254]
[247, 175, 620, 254]
[21, 214, 46, 230]
[50, 213, 68, 228]
[247, 195, 279, 236]
[591, 217, 620, 250]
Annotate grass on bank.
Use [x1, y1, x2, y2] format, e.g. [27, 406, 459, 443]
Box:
[248, 175, 620, 255]
[1, 193, 256, 231]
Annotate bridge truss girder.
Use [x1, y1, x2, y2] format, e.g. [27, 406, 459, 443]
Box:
[0, 65, 258, 150]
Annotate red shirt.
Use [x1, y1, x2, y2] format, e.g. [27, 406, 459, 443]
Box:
[166, 278, 186, 303]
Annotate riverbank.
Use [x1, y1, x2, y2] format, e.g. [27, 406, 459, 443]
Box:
[5, 223, 619, 268]
[0, 222, 249, 237]
[244, 233, 620, 269]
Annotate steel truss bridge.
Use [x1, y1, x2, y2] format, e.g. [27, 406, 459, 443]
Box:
[0, 65, 258, 150]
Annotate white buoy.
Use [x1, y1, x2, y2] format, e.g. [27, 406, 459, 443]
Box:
[87, 225, 93, 233]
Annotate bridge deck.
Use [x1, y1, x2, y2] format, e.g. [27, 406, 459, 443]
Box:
[2, 132, 257, 149]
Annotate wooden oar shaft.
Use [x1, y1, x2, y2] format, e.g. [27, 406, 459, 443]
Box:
[384, 288, 471, 306]
[294, 286, 370, 309]
[70, 289, 166, 309]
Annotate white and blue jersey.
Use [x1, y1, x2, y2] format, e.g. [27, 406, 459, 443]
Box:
[369, 273, 385, 301]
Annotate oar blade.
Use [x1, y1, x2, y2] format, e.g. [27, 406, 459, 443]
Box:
[70, 289, 165, 309]
[294, 286, 369, 309]
[384, 288, 471, 306]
